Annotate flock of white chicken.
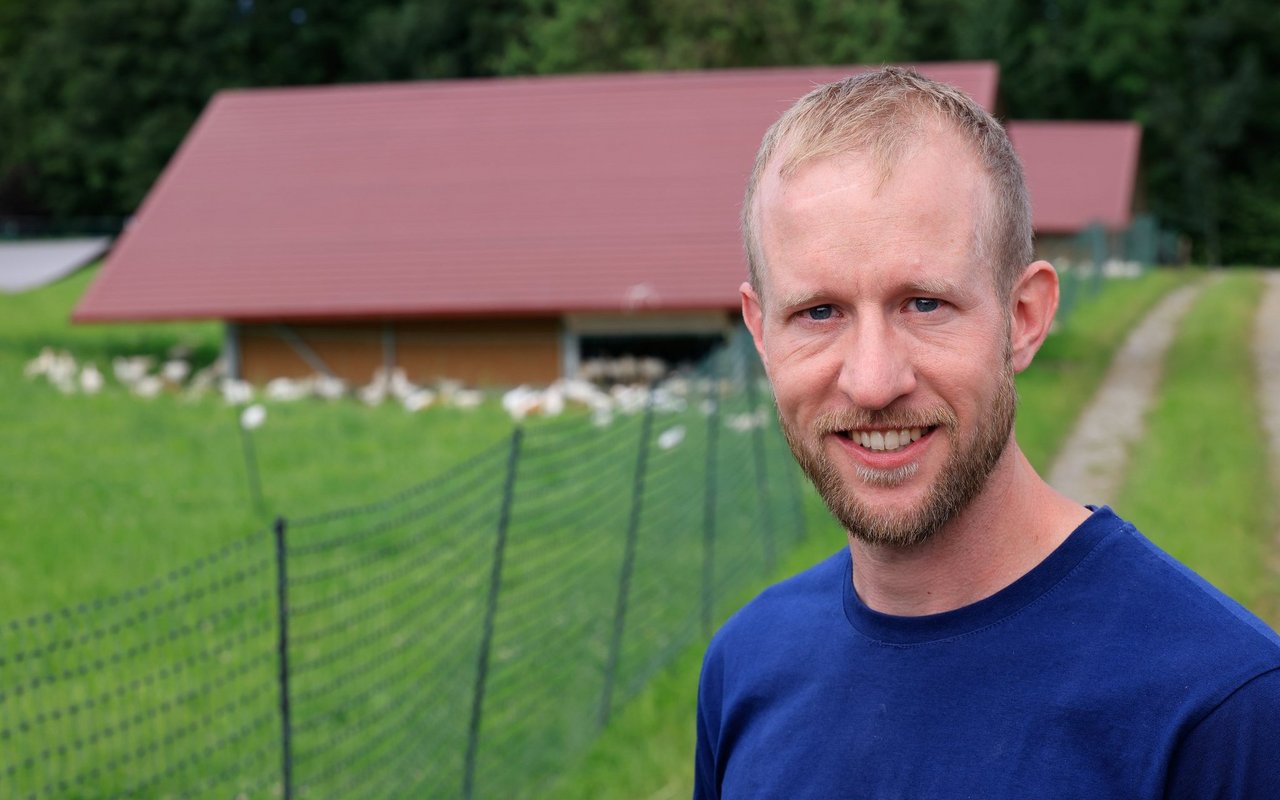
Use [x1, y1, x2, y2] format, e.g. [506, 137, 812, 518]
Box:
[22, 347, 771, 440]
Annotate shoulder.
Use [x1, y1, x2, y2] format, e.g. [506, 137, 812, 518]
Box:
[1101, 510, 1279, 645]
[701, 548, 849, 681]
[697, 549, 849, 732]
[1085, 508, 1280, 685]
[709, 549, 848, 651]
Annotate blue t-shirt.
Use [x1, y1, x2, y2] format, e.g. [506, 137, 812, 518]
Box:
[695, 507, 1280, 798]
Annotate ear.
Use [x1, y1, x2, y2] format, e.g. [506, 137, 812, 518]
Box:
[740, 281, 768, 367]
[1008, 260, 1058, 373]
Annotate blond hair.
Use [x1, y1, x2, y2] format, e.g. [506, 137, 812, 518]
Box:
[742, 66, 1032, 299]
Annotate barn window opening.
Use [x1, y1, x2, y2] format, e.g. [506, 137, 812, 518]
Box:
[579, 333, 725, 373]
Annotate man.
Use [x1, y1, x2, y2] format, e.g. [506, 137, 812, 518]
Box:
[694, 67, 1280, 798]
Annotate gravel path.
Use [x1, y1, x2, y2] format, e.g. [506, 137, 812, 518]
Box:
[1257, 272, 1280, 487]
[1046, 280, 1207, 506]
[1254, 271, 1280, 622]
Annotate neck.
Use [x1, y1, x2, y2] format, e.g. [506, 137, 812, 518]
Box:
[847, 443, 1091, 616]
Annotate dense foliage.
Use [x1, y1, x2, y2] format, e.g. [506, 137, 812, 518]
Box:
[2, 0, 1277, 263]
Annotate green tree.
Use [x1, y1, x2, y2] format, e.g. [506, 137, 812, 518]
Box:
[1070, 0, 1271, 265]
[910, 0, 1280, 264]
[0, 0, 518, 219]
[497, 0, 912, 74]
[344, 0, 526, 80]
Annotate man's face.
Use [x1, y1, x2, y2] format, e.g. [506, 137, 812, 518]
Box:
[743, 132, 1017, 548]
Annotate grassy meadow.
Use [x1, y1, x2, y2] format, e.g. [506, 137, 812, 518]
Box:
[2, 265, 810, 798]
[1117, 272, 1280, 619]
[4, 264, 1276, 799]
[3, 267, 525, 798]
[1014, 267, 1195, 470]
[2, 267, 518, 616]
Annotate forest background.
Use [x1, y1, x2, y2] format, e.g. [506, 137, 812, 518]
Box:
[1, 0, 1277, 267]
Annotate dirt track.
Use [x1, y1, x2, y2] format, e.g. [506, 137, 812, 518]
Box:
[1046, 281, 1206, 506]
[1254, 271, 1280, 623]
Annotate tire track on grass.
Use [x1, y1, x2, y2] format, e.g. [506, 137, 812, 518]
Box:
[1253, 270, 1280, 625]
[1046, 279, 1207, 506]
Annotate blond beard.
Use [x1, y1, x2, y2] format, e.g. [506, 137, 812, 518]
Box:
[779, 363, 1017, 549]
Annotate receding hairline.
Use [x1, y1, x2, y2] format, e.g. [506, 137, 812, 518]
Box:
[748, 120, 998, 294]
[741, 67, 1033, 302]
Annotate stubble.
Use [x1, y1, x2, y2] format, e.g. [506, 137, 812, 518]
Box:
[779, 363, 1017, 549]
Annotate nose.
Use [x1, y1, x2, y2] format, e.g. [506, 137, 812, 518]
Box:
[834, 316, 917, 411]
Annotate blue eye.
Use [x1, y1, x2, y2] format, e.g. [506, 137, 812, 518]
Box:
[806, 305, 834, 321]
[911, 298, 941, 313]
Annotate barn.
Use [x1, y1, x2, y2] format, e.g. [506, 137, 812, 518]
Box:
[72, 63, 1138, 387]
[1008, 120, 1144, 264]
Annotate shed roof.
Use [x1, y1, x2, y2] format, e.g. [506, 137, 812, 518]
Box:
[1007, 121, 1142, 234]
[73, 63, 999, 322]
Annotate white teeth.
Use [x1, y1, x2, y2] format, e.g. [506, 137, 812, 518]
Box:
[854, 427, 925, 452]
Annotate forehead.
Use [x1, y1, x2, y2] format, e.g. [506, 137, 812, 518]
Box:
[755, 131, 989, 297]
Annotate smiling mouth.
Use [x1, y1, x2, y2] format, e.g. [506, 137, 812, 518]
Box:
[836, 426, 935, 453]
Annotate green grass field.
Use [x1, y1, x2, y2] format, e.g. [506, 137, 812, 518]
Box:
[2, 267, 808, 798]
[4, 264, 1273, 800]
[1117, 272, 1279, 618]
[2, 268, 521, 616]
[1014, 268, 1195, 470]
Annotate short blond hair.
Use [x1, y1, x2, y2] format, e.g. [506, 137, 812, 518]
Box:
[743, 66, 1032, 299]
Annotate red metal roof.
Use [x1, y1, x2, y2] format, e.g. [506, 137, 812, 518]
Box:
[1008, 121, 1142, 234]
[73, 63, 999, 322]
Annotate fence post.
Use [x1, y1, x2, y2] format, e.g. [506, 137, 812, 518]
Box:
[598, 390, 656, 727]
[701, 358, 722, 637]
[744, 361, 775, 575]
[462, 426, 523, 800]
[272, 515, 293, 800]
[1086, 223, 1107, 296]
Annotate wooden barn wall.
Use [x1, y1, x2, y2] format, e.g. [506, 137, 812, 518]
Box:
[238, 318, 561, 387]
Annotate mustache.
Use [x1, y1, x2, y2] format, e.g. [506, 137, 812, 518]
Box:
[811, 406, 958, 435]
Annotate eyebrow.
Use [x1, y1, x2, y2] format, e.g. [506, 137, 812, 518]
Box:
[774, 290, 827, 310]
[901, 278, 963, 297]
[773, 278, 963, 311]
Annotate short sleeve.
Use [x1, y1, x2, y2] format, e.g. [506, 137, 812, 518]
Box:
[1165, 666, 1280, 798]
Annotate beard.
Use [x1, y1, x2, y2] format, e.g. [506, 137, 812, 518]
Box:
[779, 362, 1017, 549]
